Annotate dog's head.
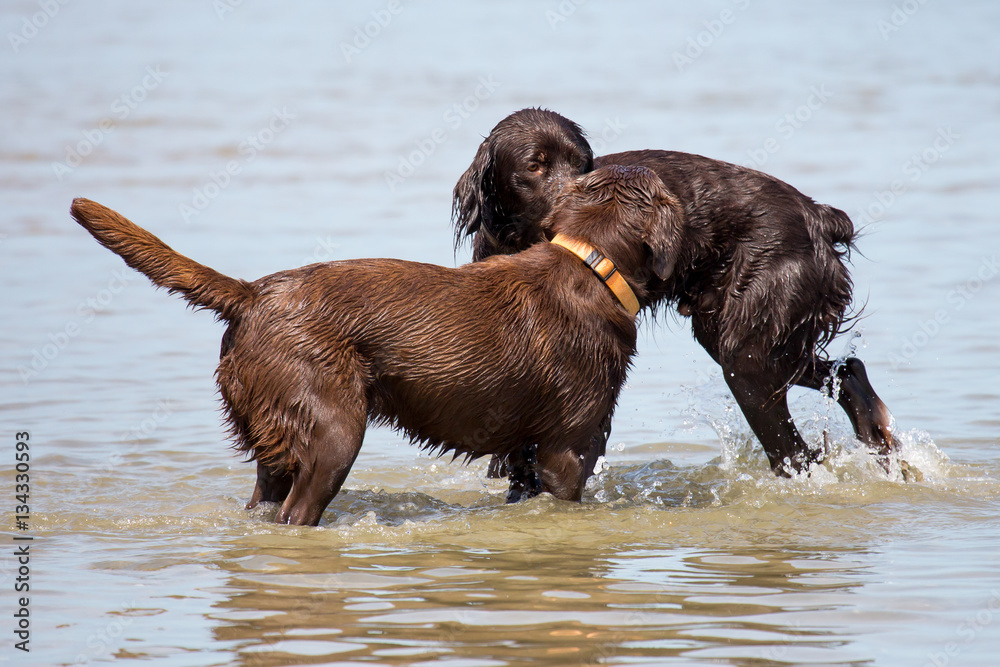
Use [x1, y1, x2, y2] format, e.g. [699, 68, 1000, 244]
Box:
[544, 165, 685, 303]
[453, 108, 593, 261]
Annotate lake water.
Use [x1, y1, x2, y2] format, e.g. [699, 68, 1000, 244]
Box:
[2, 1, 999, 664]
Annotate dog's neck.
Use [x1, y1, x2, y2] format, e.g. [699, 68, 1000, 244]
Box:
[550, 234, 640, 318]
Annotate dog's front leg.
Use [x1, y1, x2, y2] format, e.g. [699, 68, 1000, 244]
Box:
[486, 453, 509, 479]
[591, 414, 612, 469]
[500, 415, 610, 502]
[536, 444, 591, 502]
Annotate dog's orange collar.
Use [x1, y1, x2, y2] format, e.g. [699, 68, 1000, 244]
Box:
[551, 234, 640, 318]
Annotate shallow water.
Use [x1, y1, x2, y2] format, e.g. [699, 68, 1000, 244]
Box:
[3, 1, 1000, 664]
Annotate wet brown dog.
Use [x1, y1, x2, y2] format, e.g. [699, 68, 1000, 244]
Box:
[454, 108, 896, 478]
[70, 165, 681, 526]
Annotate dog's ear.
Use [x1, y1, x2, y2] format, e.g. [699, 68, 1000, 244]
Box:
[643, 194, 685, 280]
[452, 138, 496, 250]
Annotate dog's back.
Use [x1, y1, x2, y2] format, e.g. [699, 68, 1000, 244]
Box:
[594, 150, 855, 363]
[216, 250, 635, 472]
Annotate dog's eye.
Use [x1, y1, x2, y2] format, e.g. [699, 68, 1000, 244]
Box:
[526, 162, 542, 173]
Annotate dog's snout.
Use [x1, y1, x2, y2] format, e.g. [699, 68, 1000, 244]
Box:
[549, 162, 579, 186]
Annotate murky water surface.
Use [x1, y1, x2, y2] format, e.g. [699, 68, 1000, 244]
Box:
[3, 1, 999, 664]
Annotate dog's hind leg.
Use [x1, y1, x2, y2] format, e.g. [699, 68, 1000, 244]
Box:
[798, 357, 895, 466]
[692, 318, 819, 474]
[275, 414, 366, 526]
[723, 367, 821, 475]
[274, 379, 367, 526]
[246, 463, 293, 510]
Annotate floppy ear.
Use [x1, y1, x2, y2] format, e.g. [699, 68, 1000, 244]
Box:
[643, 194, 686, 280]
[451, 138, 496, 250]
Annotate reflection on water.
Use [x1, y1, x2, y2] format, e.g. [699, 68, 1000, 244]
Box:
[210, 542, 870, 666]
[30, 433, 1000, 664]
[4, 0, 1000, 664]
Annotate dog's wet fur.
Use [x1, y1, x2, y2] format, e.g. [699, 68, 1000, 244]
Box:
[454, 108, 896, 478]
[71, 165, 679, 525]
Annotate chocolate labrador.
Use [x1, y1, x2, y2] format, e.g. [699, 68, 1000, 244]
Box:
[70, 164, 679, 525]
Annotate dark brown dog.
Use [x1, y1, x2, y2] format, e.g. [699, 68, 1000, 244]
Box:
[70, 165, 679, 526]
[454, 108, 896, 477]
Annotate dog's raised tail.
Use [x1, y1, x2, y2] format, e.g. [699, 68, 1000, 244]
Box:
[70, 198, 253, 321]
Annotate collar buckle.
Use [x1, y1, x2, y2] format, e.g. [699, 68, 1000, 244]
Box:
[551, 234, 640, 318]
